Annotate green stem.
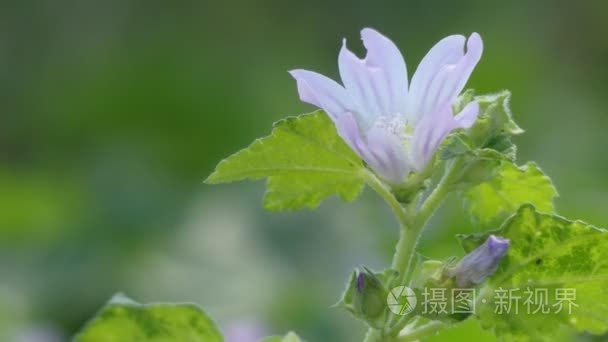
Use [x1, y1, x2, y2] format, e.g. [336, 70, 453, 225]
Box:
[362, 329, 383, 342]
[394, 321, 446, 342]
[386, 158, 465, 338]
[363, 158, 465, 341]
[363, 171, 413, 342]
[414, 160, 459, 231]
[363, 170, 411, 228]
[395, 158, 463, 287]
[391, 219, 421, 285]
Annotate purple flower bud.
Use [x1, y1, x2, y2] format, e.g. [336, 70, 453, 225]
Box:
[351, 268, 387, 325]
[356, 272, 365, 293]
[450, 235, 510, 287]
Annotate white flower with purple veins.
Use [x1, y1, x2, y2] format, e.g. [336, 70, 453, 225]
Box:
[290, 29, 483, 184]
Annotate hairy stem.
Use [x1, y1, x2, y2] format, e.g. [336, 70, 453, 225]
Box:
[363, 158, 464, 341]
[395, 321, 447, 341]
[364, 170, 410, 228]
[362, 329, 383, 342]
[394, 158, 463, 288]
[386, 158, 465, 338]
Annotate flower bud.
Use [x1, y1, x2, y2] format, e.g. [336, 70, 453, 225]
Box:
[449, 235, 510, 287]
[353, 268, 387, 321]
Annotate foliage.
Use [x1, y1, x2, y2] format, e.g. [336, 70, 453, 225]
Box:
[206, 111, 365, 210]
[459, 205, 608, 341]
[74, 294, 222, 342]
[77, 88, 606, 342]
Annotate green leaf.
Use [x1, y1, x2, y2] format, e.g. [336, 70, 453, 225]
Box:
[440, 133, 472, 161]
[261, 331, 304, 342]
[206, 111, 365, 211]
[441, 91, 528, 195]
[462, 161, 557, 231]
[74, 293, 222, 342]
[459, 205, 608, 341]
[475, 91, 523, 135]
[450, 149, 505, 191]
[469, 90, 523, 160]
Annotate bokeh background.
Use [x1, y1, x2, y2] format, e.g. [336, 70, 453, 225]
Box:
[1, 0, 606, 341]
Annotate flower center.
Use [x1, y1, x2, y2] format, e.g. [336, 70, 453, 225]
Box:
[373, 115, 413, 143]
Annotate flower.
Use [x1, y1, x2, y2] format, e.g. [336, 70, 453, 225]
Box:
[290, 28, 483, 184]
[449, 235, 510, 287]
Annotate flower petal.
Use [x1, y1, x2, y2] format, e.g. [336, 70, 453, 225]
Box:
[409, 101, 479, 171]
[365, 126, 411, 184]
[333, 111, 371, 158]
[421, 33, 483, 119]
[407, 34, 466, 123]
[333, 112, 410, 183]
[289, 69, 353, 120]
[338, 42, 385, 128]
[360, 28, 409, 116]
[409, 105, 457, 171]
[339, 29, 408, 128]
[454, 101, 480, 128]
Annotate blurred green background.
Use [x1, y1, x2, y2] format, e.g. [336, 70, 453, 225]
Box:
[1, 0, 606, 341]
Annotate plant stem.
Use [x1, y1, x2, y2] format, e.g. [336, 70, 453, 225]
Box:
[362, 171, 411, 342]
[394, 321, 446, 341]
[391, 219, 421, 286]
[385, 158, 465, 338]
[363, 158, 465, 341]
[393, 158, 463, 287]
[362, 329, 383, 342]
[363, 170, 410, 228]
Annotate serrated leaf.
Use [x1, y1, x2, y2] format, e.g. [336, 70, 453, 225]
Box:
[440, 133, 472, 160]
[450, 149, 506, 191]
[462, 161, 557, 231]
[469, 91, 522, 160]
[475, 91, 523, 136]
[205, 111, 365, 210]
[74, 294, 222, 342]
[459, 205, 608, 341]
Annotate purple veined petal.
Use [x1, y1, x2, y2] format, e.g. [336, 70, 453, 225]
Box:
[487, 235, 510, 256]
[289, 69, 354, 120]
[338, 41, 385, 128]
[360, 28, 409, 116]
[449, 235, 510, 287]
[454, 101, 480, 128]
[365, 126, 411, 184]
[410, 101, 479, 171]
[334, 112, 410, 183]
[407, 34, 466, 123]
[333, 111, 379, 164]
[409, 105, 458, 171]
[420, 33, 483, 118]
[340, 31, 411, 129]
[331, 104, 412, 183]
